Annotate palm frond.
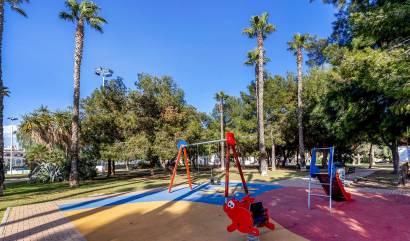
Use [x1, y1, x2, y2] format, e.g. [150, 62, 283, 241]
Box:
[243, 12, 275, 39]
[242, 27, 256, 38]
[6, 0, 29, 4]
[90, 22, 103, 33]
[65, 0, 79, 11]
[59, 1, 78, 21]
[80, 1, 99, 17]
[59, 11, 74, 22]
[264, 24, 276, 34]
[260, 12, 269, 24]
[88, 16, 107, 25]
[10, 5, 27, 17]
[6, 0, 29, 17]
[245, 48, 270, 65]
[0, 86, 10, 97]
[88, 16, 106, 33]
[244, 48, 258, 65]
[287, 33, 315, 55]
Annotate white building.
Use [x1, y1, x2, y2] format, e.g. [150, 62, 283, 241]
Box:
[4, 147, 27, 174]
[3, 125, 28, 174]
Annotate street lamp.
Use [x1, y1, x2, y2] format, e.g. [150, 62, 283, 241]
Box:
[7, 117, 18, 174]
[95, 67, 113, 87]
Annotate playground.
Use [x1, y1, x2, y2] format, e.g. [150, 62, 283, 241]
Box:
[2, 178, 410, 241]
[1, 133, 410, 241]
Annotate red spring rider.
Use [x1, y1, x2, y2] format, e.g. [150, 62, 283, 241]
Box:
[223, 132, 275, 237]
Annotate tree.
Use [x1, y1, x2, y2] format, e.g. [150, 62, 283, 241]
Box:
[0, 0, 29, 196]
[287, 33, 313, 170]
[214, 91, 228, 170]
[82, 78, 127, 177]
[243, 12, 276, 176]
[127, 73, 188, 169]
[19, 107, 72, 152]
[325, 47, 409, 173]
[264, 74, 297, 170]
[244, 48, 270, 131]
[59, 0, 106, 187]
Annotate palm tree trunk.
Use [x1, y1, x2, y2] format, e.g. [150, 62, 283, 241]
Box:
[257, 33, 268, 176]
[69, 19, 84, 187]
[255, 64, 259, 129]
[296, 48, 305, 170]
[0, 2, 5, 196]
[219, 101, 225, 170]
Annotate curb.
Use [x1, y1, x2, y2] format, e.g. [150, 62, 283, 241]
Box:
[0, 207, 10, 236]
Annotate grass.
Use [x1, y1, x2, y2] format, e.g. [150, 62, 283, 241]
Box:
[352, 168, 410, 189]
[0, 167, 304, 220]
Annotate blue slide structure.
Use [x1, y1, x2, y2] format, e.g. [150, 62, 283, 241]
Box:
[309, 147, 352, 202]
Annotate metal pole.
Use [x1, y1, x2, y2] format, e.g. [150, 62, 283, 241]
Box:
[187, 139, 226, 147]
[329, 148, 333, 212]
[196, 145, 199, 173]
[7, 117, 17, 174]
[10, 124, 13, 174]
[308, 175, 311, 209]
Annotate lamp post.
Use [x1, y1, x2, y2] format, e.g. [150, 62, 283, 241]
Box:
[7, 117, 17, 174]
[95, 67, 113, 87]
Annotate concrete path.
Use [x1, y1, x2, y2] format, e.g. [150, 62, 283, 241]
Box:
[4, 178, 29, 184]
[0, 202, 87, 241]
[345, 168, 376, 181]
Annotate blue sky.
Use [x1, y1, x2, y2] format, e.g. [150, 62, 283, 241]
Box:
[3, 0, 336, 126]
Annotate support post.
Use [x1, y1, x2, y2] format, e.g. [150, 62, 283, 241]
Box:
[168, 147, 182, 193]
[329, 148, 333, 212]
[183, 147, 193, 191]
[224, 146, 231, 203]
[308, 175, 311, 209]
[232, 146, 248, 195]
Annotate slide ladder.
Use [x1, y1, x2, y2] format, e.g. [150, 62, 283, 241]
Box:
[308, 147, 352, 212]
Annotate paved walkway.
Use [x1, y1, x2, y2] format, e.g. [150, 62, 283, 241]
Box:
[4, 178, 29, 184]
[1, 202, 87, 241]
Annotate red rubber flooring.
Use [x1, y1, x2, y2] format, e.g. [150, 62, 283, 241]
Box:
[258, 187, 410, 241]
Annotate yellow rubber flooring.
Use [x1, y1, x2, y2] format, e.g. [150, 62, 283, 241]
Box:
[63, 201, 307, 241]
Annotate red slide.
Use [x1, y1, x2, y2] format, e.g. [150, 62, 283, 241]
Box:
[315, 173, 352, 201]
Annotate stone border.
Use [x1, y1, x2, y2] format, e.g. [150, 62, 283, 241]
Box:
[0, 207, 10, 235]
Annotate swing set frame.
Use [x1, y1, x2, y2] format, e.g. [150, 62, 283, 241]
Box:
[168, 132, 275, 237]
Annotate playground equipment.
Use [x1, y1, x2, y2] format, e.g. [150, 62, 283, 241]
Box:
[168, 132, 275, 238]
[308, 147, 352, 211]
[223, 132, 275, 238]
[168, 140, 193, 193]
[168, 139, 225, 192]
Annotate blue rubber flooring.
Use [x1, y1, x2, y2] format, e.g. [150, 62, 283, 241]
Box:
[59, 182, 282, 211]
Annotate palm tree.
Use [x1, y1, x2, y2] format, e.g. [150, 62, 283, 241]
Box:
[19, 107, 72, 153]
[214, 91, 228, 170]
[60, 0, 106, 187]
[287, 33, 313, 170]
[0, 0, 28, 196]
[243, 12, 275, 176]
[244, 48, 270, 141]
